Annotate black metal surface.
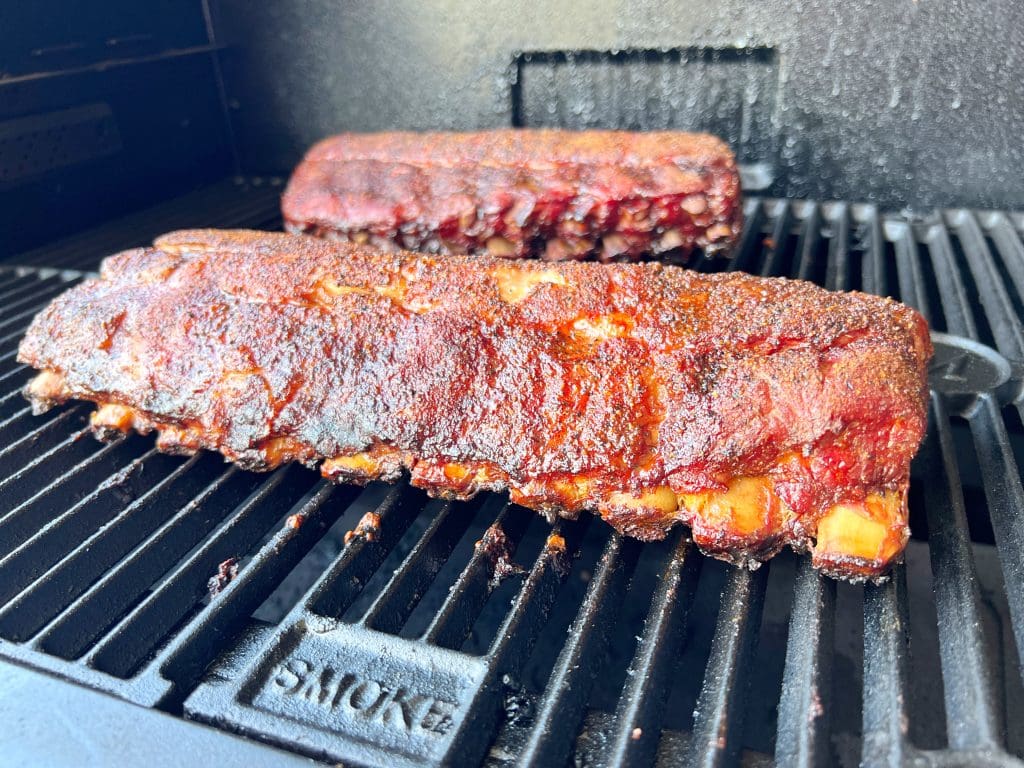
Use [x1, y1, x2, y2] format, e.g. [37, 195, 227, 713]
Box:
[1, 190, 1024, 767]
[0, 661, 316, 768]
[1, 2, 210, 77]
[5, 175, 283, 272]
[0, 1, 235, 259]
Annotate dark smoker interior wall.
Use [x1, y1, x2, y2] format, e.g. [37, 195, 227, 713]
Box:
[0, 1, 233, 257]
[211, 0, 1024, 211]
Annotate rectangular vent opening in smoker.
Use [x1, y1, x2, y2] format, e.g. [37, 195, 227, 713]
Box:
[511, 47, 778, 190]
[0, 103, 122, 186]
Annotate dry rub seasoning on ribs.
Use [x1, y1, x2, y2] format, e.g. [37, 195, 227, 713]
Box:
[282, 129, 742, 263]
[19, 229, 932, 582]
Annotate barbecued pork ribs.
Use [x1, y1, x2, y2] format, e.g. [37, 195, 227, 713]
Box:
[18, 229, 931, 581]
[282, 129, 741, 263]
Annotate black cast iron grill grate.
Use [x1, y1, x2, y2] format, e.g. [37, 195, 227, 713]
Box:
[2, 181, 1024, 767]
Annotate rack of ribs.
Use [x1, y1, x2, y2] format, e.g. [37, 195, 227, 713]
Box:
[282, 129, 742, 263]
[19, 229, 931, 582]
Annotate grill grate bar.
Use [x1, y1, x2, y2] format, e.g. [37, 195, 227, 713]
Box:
[486, 517, 588, 666]
[0, 405, 62, 444]
[775, 559, 836, 767]
[685, 566, 770, 768]
[606, 533, 698, 767]
[727, 198, 767, 274]
[0, 419, 105, 516]
[890, 222, 932, 321]
[0, 273, 80, 319]
[793, 202, 822, 281]
[0, 453, 218, 641]
[0, 390, 30, 425]
[0, 289, 76, 337]
[0, 395, 30, 433]
[0, 349, 29, 379]
[155, 481, 359, 695]
[825, 202, 851, 291]
[0, 268, 33, 281]
[0, 362, 27, 394]
[305, 484, 429, 620]
[0, 280, 72, 325]
[35, 467, 267, 664]
[861, 568, 911, 767]
[0, 341, 39, 373]
[980, 213, 1024, 331]
[0, 366, 31, 397]
[860, 206, 887, 297]
[0, 406, 87, 469]
[422, 502, 534, 648]
[969, 394, 1024, 680]
[0, 375, 29, 403]
[0, 269, 30, 284]
[519, 533, 642, 768]
[0, 273, 55, 303]
[0, 442, 160, 602]
[922, 220, 978, 339]
[0, 274, 64, 307]
[922, 394, 1003, 749]
[82, 466, 320, 678]
[0, 313, 50, 351]
[759, 200, 794, 278]
[361, 497, 483, 634]
[948, 210, 1024, 364]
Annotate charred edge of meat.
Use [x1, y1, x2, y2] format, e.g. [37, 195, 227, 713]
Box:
[207, 557, 239, 598]
[475, 524, 527, 590]
[545, 533, 572, 579]
[343, 511, 382, 545]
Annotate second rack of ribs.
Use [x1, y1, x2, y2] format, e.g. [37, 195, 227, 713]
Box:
[18, 229, 931, 582]
[281, 129, 742, 262]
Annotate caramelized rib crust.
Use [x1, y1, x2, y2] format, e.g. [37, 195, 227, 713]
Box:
[282, 129, 741, 262]
[18, 229, 931, 582]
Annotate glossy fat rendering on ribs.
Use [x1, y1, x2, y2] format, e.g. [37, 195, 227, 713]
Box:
[18, 229, 931, 582]
[282, 129, 741, 262]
